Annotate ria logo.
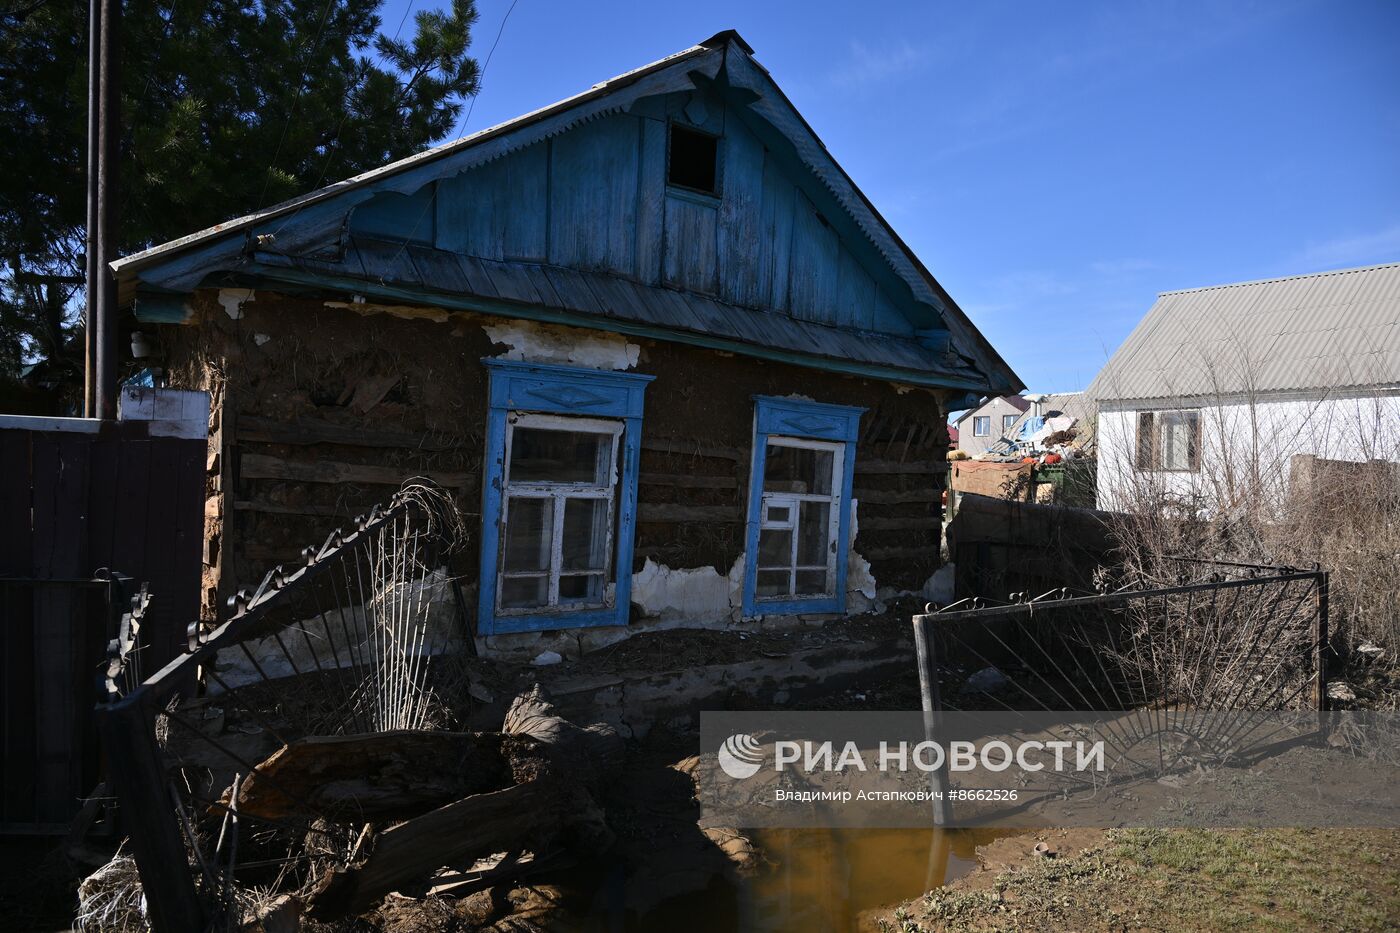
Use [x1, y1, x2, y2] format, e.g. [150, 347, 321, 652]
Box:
[718, 733, 764, 779]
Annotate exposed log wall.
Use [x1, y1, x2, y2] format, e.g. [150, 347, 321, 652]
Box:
[161, 289, 952, 626]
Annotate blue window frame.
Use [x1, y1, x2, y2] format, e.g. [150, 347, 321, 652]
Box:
[477, 359, 653, 635]
[743, 396, 864, 617]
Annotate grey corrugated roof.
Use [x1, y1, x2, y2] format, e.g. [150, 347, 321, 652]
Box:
[253, 239, 990, 388]
[1087, 262, 1400, 402]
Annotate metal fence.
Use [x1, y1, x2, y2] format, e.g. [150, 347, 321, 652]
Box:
[98, 484, 466, 932]
[913, 555, 1330, 717]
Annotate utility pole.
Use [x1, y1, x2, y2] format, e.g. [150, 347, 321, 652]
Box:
[83, 0, 100, 416]
[89, 0, 121, 419]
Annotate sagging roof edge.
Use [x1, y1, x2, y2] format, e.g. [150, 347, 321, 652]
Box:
[113, 29, 1022, 396]
[197, 262, 993, 394]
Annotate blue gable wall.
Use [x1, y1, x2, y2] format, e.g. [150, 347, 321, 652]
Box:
[347, 85, 922, 339]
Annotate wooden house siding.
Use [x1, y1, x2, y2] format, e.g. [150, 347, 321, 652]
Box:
[346, 95, 917, 338]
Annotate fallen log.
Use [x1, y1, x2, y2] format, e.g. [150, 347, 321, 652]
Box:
[225, 730, 515, 822]
[305, 778, 613, 919]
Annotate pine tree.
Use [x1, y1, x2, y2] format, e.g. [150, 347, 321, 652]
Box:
[0, 0, 480, 400]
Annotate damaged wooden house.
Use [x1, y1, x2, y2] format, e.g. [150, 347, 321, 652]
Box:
[111, 31, 1021, 653]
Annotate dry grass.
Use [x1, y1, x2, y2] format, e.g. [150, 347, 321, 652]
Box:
[1099, 386, 1400, 694]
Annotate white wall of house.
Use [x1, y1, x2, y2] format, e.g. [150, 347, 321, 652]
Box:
[954, 396, 1027, 455]
[1096, 390, 1400, 511]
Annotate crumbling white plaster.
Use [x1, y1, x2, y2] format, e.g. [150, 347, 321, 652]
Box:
[253, 333, 272, 346]
[631, 558, 737, 622]
[922, 563, 956, 605]
[845, 500, 879, 613]
[217, 288, 255, 320]
[484, 320, 640, 371]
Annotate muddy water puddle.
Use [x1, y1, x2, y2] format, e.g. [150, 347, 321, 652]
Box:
[644, 827, 1006, 932]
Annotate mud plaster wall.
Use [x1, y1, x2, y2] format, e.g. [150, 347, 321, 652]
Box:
[160, 288, 951, 631]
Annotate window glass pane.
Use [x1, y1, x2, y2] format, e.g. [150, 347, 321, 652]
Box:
[756, 569, 789, 598]
[758, 527, 793, 569]
[974, 416, 990, 436]
[503, 497, 552, 572]
[796, 500, 832, 566]
[509, 427, 613, 485]
[559, 574, 605, 605]
[1159, 414, 1193, 471]
[795, 569, 828, 596]
[765, 504, 791, 525]
[500, 576, 548, 610]
[1003, 414, 1018, 433]
[764, 444, 834, 495]
[562, 497, 609, 572]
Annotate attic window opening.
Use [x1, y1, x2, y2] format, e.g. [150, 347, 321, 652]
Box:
[667, 124, 719, 195]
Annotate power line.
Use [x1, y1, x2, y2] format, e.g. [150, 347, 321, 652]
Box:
[268, 0, 420, 238]
[380, 0, 521, 277]
[255, 0, 340, 212]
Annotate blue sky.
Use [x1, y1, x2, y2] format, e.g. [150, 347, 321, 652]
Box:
[383, 0, 1400, 396]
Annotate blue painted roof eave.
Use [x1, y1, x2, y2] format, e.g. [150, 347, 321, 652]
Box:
[196, 262, 991, 393]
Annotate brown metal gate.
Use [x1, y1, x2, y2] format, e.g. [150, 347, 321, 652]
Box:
[0, 416, 205, 832]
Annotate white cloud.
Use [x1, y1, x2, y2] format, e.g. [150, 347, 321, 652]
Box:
[1292, 225, 1400, 270]
[1090, 258, 1158, 276]
[829, 39, 928, 90]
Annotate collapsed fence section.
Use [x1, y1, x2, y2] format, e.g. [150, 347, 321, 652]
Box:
[97, 483, 467, 932]
[914, 557, 1330, 717]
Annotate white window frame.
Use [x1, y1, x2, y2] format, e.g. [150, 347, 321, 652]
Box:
[1003, 413, 1019, 435]
[973, 416, 991, 437]
[755, 436, 845, 601]
[497, 413, 624, 615]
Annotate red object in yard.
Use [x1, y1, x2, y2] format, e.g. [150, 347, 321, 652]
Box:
[1043, 453, 1063, 465]
[1021, 456, 1037, 463]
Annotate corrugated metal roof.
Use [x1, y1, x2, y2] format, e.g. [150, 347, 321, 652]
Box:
[1086, 262, 1400, 402]
[255, 240, 989, 387]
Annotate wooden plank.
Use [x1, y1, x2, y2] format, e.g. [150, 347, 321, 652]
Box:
[634, 118, 666, 285]
[1, 579, 36, 826]
[787, 188, 840, 324]
[637, 504, 741, 524]
[237, 415, 464, 451]
[758, 156, 795, 311]
[859, 516, 942, 532]
[717, 117, 766, 309]
[863, 545, 938, 562]
[637, 473, 736, 489]
[855, 460, 949, 475]
[97, 696, 206, 930]
[852, 488, 940, 505]
[29, 432, 89, 824]
[0, 430, 33, 576]
[143, 440, 182, 664]
[640, 437, 745, 462]
[233, 498, 362, 518]
[547, 115, 638, 274]
[662, 193, 719, 295]
[239, 453, 473, 488]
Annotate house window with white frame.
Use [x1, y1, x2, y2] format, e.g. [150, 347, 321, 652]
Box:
[743, 396, 863, 617]
[498, 415, 621, 612]
[973, 416, 991, 436]
[477, 359, 653, 635]
[755, 438, 844, 600]
[1002, 413, 1018, 435]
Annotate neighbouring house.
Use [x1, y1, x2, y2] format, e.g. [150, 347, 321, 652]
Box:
[951, 395, 1028, 455]
[1088, 261, 1400, 511]
[111, 31, 1021, 653]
